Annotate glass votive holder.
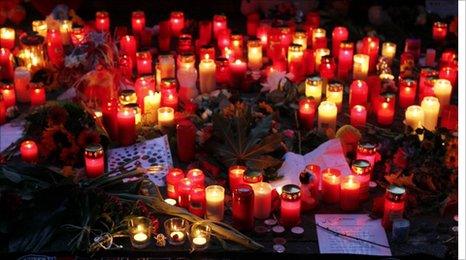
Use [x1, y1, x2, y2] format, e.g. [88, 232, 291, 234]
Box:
[189, 222, 211, 251]
[127, 216, 152, 249]
[164, 217, 189, 245]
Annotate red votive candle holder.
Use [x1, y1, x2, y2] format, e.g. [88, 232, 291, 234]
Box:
[166, 168, 184, 199]
[213, 15, 227, 39]
[376, 93, 396, 126]
[229, 59, 247, 87]
[257, 23, 270, 47]
[349, 80, 368, 109]
[351, 159, 371, 201]
[102, 98, 118, 140]
[340, 175, 360, 211]
[298, 98, 317, 130]
[404, 38, 421, 62]
[187, 168, 205, 189]
[232, 184, 255, 231]
[356, 141, 377, 175]
[229, 165, 247, 192]
[398, 78, 417, 109]
[322, 168, 341, 204]
[337, 42, 354, 80]
[439, 65, 457, 89]
[280, 184, 301, 227]
[382, 185, 406, 230]
[440, 105, 458, 131]
[1, 83, 16, 108]
[198, 20, 212, 45]
[135, 75, 155, 110]
[30, 84, 46, 107]
[361, 36, 379, 73]
[71, 26, 85, 46]
[432, 22, 447, 43]
[331, 26, 348, 56]
[20, 140, 39, 163]
[160, 78, 179, 109]
[177, 178, 193, 209]
[46, 29, 64, 67]
[0, 27, 15, 50]
[136, 51, 152, 76]
[189, 187, 206, 217]
[350, 105, 367, 128]
[246, 13, 260, 36]
[116, 107, 136, 146]
[84, 144, 105, 178]
[215, 57, 231, 87]
[95, 11, 110, 32]
[170, 11, 185, 37]
[120, 35, 137, 64]
[176, 119, 196, 163]
[132, 11, 145, 35]
[178, 34, 193, 53]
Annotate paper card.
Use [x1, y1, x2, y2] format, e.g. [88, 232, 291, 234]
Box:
[0, 121, 24, 152]
[315, 214, 392, 256]
[107, 135, 173, 186]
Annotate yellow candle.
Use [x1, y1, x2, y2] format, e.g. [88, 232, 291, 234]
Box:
[158, 54, 175, 80]
[143, 91, 161, 125]
[287, 44, 304, 63]
[247, 39, 262, 70]
[353, 54, 369, 80]
[293, 31, 307, 50]
[133, 232, 148, 242]
[420, 96, 440, 131]
[305, 76, 322, 103]
[192, 236, 207, 246]
[326, 81, 344, 111]
[404, 105, 424, 130]
[205, 185, 225, 221]
[0, 27, 15, 49]
[59, 20, 72, 45]
[157, 107, 175, 128]
[199, 56, 216, 93]
[312, 28, 326, 48]
[32, 20, 48, 37]
[318, 101, 338, 133]
[381, 42, 396, 63]
[433, 79, 452, 111]
[314, 48, 330, 72]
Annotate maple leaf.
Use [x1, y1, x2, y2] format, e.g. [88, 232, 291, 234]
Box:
[384, 172, 415, 187]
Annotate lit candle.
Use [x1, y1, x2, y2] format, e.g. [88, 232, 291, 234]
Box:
[439, 65, 457, 89]
[278, 26, 292, 48]
[257, 23, 270, 47]
[166, 168, 185, 199]
[247, 39, 262, 70]
[349, 80, 368, 109]
[30, 84, 46, 107]
[440, 105, 457, 131]
[199, 45, 216, 60]
[205, 185, 225, 221]
[404, 105, 424, 131]
[440, 50, 456, 68]
[128, 217, 151, 249]
[279, 184, 301, 227]
[361, 36, 379, 72]
[84, 144, 105, 178]
[0, 27, 15, 49]
[157, 107, 175, 128]
[160, 78, 179, 109]
[143, 90, 161, 125]
[293, 31, 307, 50]
[382, 185, 406, 230]
[178, 34, 193, 53]
[1, 83, 15, 108]
[187, 168, 205, 189]
[70, 26, 85, 46]
[0, 48, 14, 81]
[178, 178, 193, 208]
[14, 67, 31, 103]
[252, 182, 272, 219]
[351, 159, 371, 201]
[337, 42, 353, 80]
[317, 101, 337, 133]
[198, 20, 212, 45]
[189, 187, 206, 217]
[120, 35, 137, 65]
[419, 67, 438, 100]
[46, 29, 64, 67]
[135, 75, 155, 110]
[177, 54, 198, 101]
[353, 54, 369, 80]
[404, 38, 421, 62]
[229, 59, 247, 88]
[215, 57, 231, 87]
[117, 107, 136, 146]
[158, 54, 176, 81]
[199, 55, 216, 93]
[331, 27, 348, 56]
[32, 20, 47, 37]
[20, 140, 39, 163]
[170, 11, 185, 37]
[136, 51, 152, 75]
[425, 48, 436, 67]
[376, 94, 396, 126]
[190, 223, 211, 250]
[298, 98, 317, 130]
[95, 11, 110, 32]
[101, 98, 118, 140]
[433, 79, 452, 111]
[230, 34, 243, 59]
[326, 81, 344, 111]
[322, 168, 341, 204]
[381, 42, 396, 64]
[132, 11, 145, 35]
[350, 105, 367, 128]
[319, 55, 336, 81]
[305, 76, 322, 103]
[432, 22, 447, 43]
[314, 48, 330, 72]
[398, 78, 417, 109]
[59, 20, 72, 45]
[213, 15, 227, 39]
[232, 184, 255, 231]
[228, 165, 247, 192]
[176, 119, 196, 163]
[420, 96, 440, 131]
[340, 175, 360, 211]
[288, 44, 305, 81]
[356, 141, 377, 176]
[312, 28, 326, 49]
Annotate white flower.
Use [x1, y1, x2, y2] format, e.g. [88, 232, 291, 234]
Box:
[260, 70, 294, 92]
[201, 109, 212, 120]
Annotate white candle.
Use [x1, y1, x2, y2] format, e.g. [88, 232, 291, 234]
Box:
[433, 79, 452, 111]
[318, 101, 338, 133]
[420, 96, 440, 131]
[252, 182, 272, 219]
[192, 237, 207, 246]
[14, 66, 31, 103]
[205, 185, 225, 221]
[157, 107, 175, 128]
[405, 105, 424, 130]
[305, 77, 322, 103]
[381, 42, 396, 63]
[247, 39, 262, 70]
[143, 91, 161, 125]
[199, 56, 216, 94]
[353, 54, 369, 80]
[326, 82, 343, 111]
[133, 232, 148, 242]
[158, 55, 175, 80]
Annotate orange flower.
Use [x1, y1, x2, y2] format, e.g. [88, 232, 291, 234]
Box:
[40, 125, 75, 158]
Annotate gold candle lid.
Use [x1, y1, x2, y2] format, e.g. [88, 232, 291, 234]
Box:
[328, 80, 343, 92]
[243, 169, 263, 184]
[351, 159, 371, 175]
[306, 76, 322, 85]
[119, 90, 137, 104]
[20, 33, 44, 46]
[281, 184, 301, 201]
[357, 141, 377, 154]
[386, 185, 406, 202]
[84, 144, 104, 158]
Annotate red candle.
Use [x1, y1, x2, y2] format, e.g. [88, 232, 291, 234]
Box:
[215, 58, 231, 87]
[350, 105, 367, 128]
[120, 35, 137, 65]
[419, 67, 438, 99]
[71, 26, 85, 46]
[332, 27, 348, 57]
[198, 20, 212, 45]
[322, 168, 341, 204]
[382, 185, 406, 230]
[300, 168, 319, 212]
[306, 11, 320, 28]
[404, 38, 421, 62]
[232, 185, 255, 231]
[376, 94, 395, 126]
[278, 27, 292, 48]
[228, 165, 246, 192]
[356, 141, 377, 176]
[158, 21, 171, 52]
[230, 34, 243, 59]
[246, 13, 260, 36]
[349, 80, 368, 108]
[351, 159, 371, 201]
[95, 11, 110, 32]
[439, 65, 457, 89]
[288, 44, 305, 82]
[119, 54, 133, 79]
[213, 15, 227, 39]
[229, 59, 247, 88]
[84, 144, 105, 178]
[199, 45, 215, 61]
[160, 78, 178, 109]
[1, 83, 15, 108]
[0, 48, 13, 81]
[170, 11, 185, 37]
[306, 164, 321, 191]
[279, 184, 301, 227]
[178, 34, 193, 53]
[319, 55, 336, 80]
[30, 84, 46, 107]
[0, 27, 15, 50]
[189, 187, 206, 217]
[177, 178, 193, 209]
[311, 28, 326, 49]
[257, 23, 270, 47]
[303, 49, 315, 75]
[131, 11, 145, 35]
[440, 50, 456, 68]
[0, 99, 5, 125]
[102, 98, 118, 140]
[20, 140, 39, 163]
[136, 51, 152, 76]
[432, 22, 447, 43]
[116, 107, 136, 146]
[440, 105, 458, 131]
[337, 42, 353, 80]
[187, 168, 205, 189]
[398, 78, 417, 109]
[268, 36, 286, 62]
[176, 119, 196, 163]
[340, 175, 360, 211]
[298, 98, 316, 130]
[46, 29, 64, 67]
[217, 29, 231, 50]
[361, 36, 379, 73]
[420, 77, 436, 102]
[135, 75, 155, 110]
[166, 168, 184, 199]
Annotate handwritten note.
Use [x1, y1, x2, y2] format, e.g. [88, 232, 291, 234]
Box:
[315, 214, 391, 256]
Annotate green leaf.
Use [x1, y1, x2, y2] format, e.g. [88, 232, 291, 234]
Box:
[246, 155, 283, 170]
